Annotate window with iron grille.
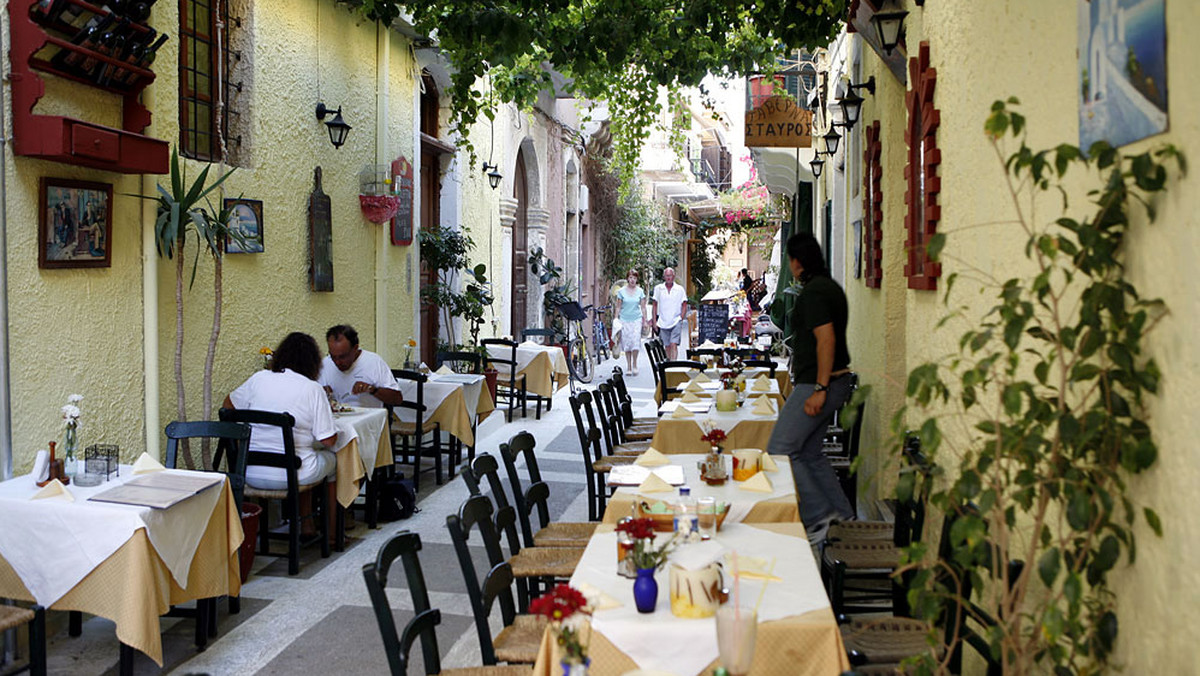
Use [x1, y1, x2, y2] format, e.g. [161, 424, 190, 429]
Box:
[179, 0, 250, 165]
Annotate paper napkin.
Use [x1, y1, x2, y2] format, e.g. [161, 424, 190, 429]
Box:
[132, 452, 166, 474]
[739, 472, 773, 493]
[436, 364, 454, 375]
[680, 391, 703, 403]
[635, 448, 670, 467]
[700, 340, 721, 349]
[685, 381, 703, 393]
[760, 454, 780, 472]
[751, 397, 776, 415]
[670, 405, 695, 419]
[751, 378, 771, 392]
[576, 581, 623, 611]
[31, 479, 74, 502]
[637, 473, 674, 493]
[695, 371, 712, 383]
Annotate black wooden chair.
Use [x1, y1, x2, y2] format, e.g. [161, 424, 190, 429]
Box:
[595, 382, 651, 454]
[0, 604, 46, 676]
[729, 347, 772, 362]
[498, 431, 597, 548]
[362, 531, 529, 676]
[823, 374, 864, 511]
[218, 408, 332, 576]
[164, 420, 253, 626]
[743, 358, 778, 378]
[686, 347, 725, 364]
[655, 359, 706, 404]
[569, 391, 631, 521]
[645, 338, 664, 387]
[610, 368, 657, 428]
[598, 379, 653, 443]
[390, 369, 450, 492]
[482, 338, 528, 422]
[519, 329, 555, 418]
[435, 350, 482, 374]
[446, 496, 547, 666]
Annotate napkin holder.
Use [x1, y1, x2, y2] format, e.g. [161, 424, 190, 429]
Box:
[635, 500, 728, 533]
[36, 441, 69, 487]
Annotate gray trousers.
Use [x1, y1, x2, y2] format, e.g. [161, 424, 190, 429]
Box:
[766, 376, 856, 529]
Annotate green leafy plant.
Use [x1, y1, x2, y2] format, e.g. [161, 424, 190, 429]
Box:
[897, 99, 1185, 674]
[419, 226, 493, 352]
[529, 247, 573, 342]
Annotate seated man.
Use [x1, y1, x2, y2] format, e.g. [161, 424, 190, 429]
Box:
[318, 324, 403, 408]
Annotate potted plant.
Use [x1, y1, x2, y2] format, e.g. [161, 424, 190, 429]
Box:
[529, 247, 573, 349]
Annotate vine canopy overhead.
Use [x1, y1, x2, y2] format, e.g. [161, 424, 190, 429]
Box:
[356, 0, 846, 157]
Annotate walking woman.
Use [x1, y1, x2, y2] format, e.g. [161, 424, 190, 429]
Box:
[616, 269, 648, 375]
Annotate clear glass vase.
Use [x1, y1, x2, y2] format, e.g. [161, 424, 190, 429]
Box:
[62, 424, 79, 477]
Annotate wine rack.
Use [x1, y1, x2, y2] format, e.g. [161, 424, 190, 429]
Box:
[9, 0, 168, 174]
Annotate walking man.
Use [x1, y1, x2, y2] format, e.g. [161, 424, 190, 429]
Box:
[650, 267, 688, 360]
[766, 234, 856, 537]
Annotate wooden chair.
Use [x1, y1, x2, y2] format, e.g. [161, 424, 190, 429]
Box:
[390, 369, 451, 492]
[569, 392, 629, 521]
[461, 454, 584, 611]
[598, 379, 654, 442]
[446, 496, 548, 665]
[742, 359, 778, 378]
[435, 350, 482, 374]
[609, 368, 657, 427]
[655, 359, 706, 404]
[482, 338, 528, 422]
[729, 347, 771, 362]
[823, 374, 864, 511]
[519, 329, 555, 418]
[218, 408, 332, 576]
[644, 338, 664, 387]
[686, 347, 724, 364]
[498, 431, 597, 548]
[362, 531, 529, 676]
[0, 604, 46, 676]
[595, 382, 652, 454]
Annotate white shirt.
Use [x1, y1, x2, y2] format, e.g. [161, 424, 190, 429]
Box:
[229, 369, 338, 486]
[652, 282, 687, 329]
[318, 349, 399, 408]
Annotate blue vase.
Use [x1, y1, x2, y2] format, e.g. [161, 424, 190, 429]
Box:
[560, 658, 590, 676]
[633, 567, 658, 613]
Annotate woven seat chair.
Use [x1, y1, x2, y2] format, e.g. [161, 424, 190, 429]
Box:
[482, 338, 528, 422]
[219, 408, 332, 576]
[598, 380, 654, 442]
[742, 359, 778, 377]
[655, 359, 706, 405]
[461, 454, 584, 611]
[498, 431, 597, 548]
[569, 391, 635, 520]
[841, 616, 931, 671]
[593, 383, 652, 456]
[0, 604, 46, 676]
[827, 435, 926, 546]
[363, 530, 531, 676]
[447, 496, 549, 665]
[610, 368, 657, 427]
[391, 368, 452, 492]
[644, 339, 665, 387]
[435, 350, 483, 375]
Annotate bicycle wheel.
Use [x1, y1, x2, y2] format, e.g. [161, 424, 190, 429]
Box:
[567, 337, 594, 383]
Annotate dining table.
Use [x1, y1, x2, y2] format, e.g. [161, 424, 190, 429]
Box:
[330, 406, 392, 508]
[651, 400, 780, 455]
[486, 341, 570, 399]
[530, 522, 849, 676]
[0, 465, 243, 668]
[662, 365, 792, 403]
[600, 453, 800, 526]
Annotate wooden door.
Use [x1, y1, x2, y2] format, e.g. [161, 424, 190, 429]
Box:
[419, 152, 440, 364]
[511, 153, 529, 337]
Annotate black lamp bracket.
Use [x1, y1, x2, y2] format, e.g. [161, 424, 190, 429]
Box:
[847, 76, 876, 96]
[315, 102, 339, 120]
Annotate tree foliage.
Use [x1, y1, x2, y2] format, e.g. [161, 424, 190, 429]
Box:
[897, 100, 1185, 674]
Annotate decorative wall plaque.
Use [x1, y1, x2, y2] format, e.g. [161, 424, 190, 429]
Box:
[390, 156, 414, 246]
[309, 166, 333, 292]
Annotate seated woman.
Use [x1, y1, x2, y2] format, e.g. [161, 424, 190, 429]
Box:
[223, 332, 338, 490]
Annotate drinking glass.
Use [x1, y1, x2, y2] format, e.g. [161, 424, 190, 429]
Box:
[697, 496, 717, 539]
[716, 605, 757, 676]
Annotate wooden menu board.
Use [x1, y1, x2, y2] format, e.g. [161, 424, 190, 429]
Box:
[390, 156, 414, 246]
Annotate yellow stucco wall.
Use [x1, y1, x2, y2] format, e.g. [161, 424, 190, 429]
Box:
[3, 1, 427, 470]
[842, 0, 1200, 669]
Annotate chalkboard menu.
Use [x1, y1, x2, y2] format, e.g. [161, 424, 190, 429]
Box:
[697, 303, 729, 345]
[390, 156, 414, 246]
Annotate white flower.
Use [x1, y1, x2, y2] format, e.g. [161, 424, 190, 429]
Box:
[68, 394, 83, 403]
[61, 404, 81, 419]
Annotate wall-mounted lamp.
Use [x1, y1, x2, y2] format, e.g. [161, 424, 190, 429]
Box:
[810, 157, 825, 178]
[481, 162, 503, 190]
[822, 127, 842, 155]
[871, 10, 908, 56]
[836, 76, 876, 130]
[315, 103, 352, 149]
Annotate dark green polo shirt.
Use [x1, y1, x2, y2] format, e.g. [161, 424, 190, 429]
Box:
[789, 275, 851, 383]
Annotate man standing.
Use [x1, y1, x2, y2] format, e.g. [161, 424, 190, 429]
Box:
[650, 267, 688, 360]
[319, 325, 403, 407]
[766, 234, 855, 536]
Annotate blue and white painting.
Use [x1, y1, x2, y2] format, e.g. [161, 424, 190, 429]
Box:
[1079, 0, 1168, 150]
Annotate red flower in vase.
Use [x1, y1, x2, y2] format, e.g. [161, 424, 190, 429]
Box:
[529, 584, 592, 622]
[700, 428, 727, 446]
[616, 517, 658, 541]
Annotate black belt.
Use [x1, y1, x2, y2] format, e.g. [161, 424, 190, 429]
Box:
[793, 371, 851, 386]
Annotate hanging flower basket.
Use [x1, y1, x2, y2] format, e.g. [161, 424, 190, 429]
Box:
[359, 194, 402, 224]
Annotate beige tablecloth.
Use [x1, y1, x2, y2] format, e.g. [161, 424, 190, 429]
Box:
[663, 366, 791, 403]
[651, 402, 779, 455]
[531, 523, 847, 676]
[488, 342, 570, 398]
[0, 481, 243, 666]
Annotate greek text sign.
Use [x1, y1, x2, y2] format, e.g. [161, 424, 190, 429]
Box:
[744, 96, 812, 148]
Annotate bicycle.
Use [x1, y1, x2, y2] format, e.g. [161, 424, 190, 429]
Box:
[589, 304, 612, 365]
[554, 300, 594, 385]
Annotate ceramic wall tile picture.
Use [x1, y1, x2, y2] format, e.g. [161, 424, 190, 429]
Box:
[224, 198, 264, 253]
[39, 178, 112, 269]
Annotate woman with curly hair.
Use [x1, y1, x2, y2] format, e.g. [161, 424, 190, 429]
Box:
[224, 332, 338, 490]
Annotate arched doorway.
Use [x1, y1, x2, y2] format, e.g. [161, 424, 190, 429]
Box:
[511, 150, 529, 336]
[419, 72, 444, 364]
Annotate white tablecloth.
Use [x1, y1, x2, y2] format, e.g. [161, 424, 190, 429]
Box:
[486, 342, 570, 377]
[332, 407, 389, 471]
[578, 523, 827, 676]
[656, 399, 779, 424]
[616, 453, 795, 525]
[0, 466, 224, 607]
[430, 372, 485, 420]
[394, 380, 463, 424]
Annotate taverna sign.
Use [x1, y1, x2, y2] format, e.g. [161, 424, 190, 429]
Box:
[744, 96, 812, 148]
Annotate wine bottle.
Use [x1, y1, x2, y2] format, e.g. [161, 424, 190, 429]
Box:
[79, 16, 130, 79]
[50, 13, 116, 74]
[121, 32, 167, 86]
[104, 27, 153, 87]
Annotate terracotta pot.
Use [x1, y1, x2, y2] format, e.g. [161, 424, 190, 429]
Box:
[484, 368, 499, 403]
[239, 502, 263, 583]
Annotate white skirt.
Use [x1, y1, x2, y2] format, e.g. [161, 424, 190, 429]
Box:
[620, 321, 642, 351]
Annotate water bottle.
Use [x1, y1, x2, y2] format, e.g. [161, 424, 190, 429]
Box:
[674, 486, 698, 539]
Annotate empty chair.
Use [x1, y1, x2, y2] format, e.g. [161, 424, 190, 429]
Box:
[610, 368, 657, 428]
[569, 391, 629, 521]
[644, 339, 664, 387]
[219, 408, 332, 576]
[0, 604, 45, 676]
[655, 359, 706, 404]
[595, 382, 652, 453]
[391, 369, 450, 492]
[362, 531, 529, 676]
[482, 338, 528, 422]
[446, 496, 548, 665]
[686, 347, 724, 363]
[498, 431, 597, 548]
[435, 350, 483, 375]
[742, 359, 778, 378]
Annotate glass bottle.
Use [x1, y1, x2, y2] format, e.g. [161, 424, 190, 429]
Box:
[62, 423, 79, 477]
